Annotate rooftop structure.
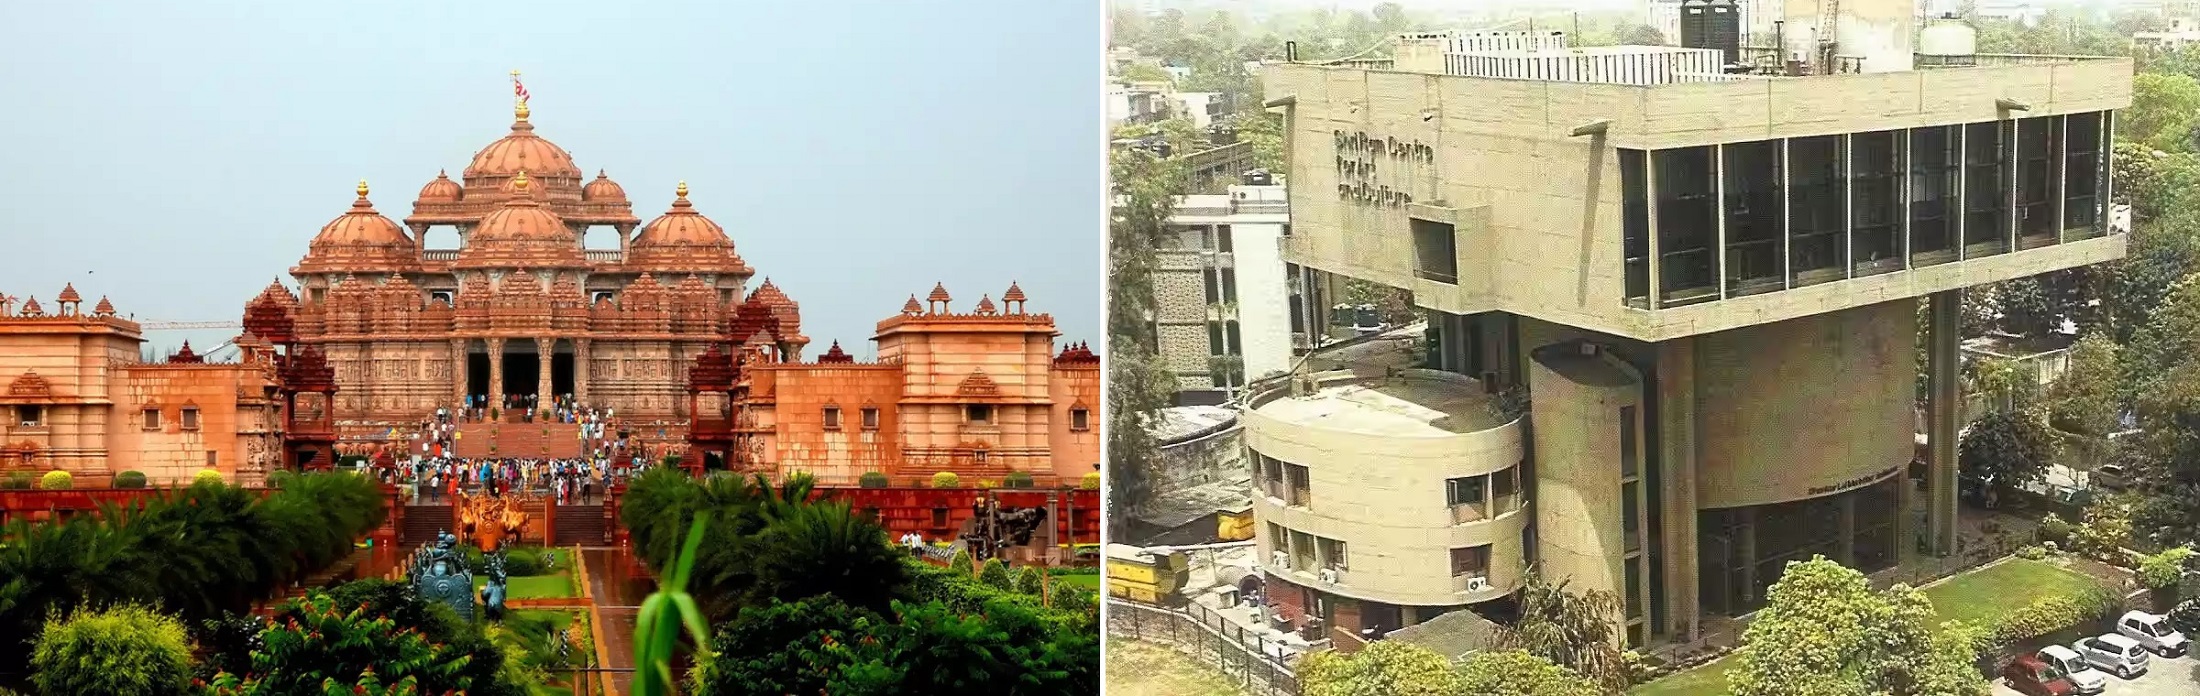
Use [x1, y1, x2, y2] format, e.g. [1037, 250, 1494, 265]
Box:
[1252, 11, 2130, 649]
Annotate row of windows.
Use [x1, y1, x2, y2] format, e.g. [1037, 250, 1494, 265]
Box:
[818, 404, 1090, 431]
[142, 406, 201, 431]
[1254, 452, 1315, 507]
[1268, 519, 1502, 584]
[1618, 112, 2112, 308]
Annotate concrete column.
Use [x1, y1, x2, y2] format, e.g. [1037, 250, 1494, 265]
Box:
[1738, 509, 1758, 606]
[1837, 494, 1857, 567]
[488, 338, 505, 407]
[575, 338, 591, 405]
[1926, 290, 1962, 556]
[1655, 337, 1701, 643]
[536, 337, 554, 408]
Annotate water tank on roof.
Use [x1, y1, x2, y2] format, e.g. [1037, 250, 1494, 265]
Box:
[1679, 0, 1742, 64]
[1918, 14, 1978, 67]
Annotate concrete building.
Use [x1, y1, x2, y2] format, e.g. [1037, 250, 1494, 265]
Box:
[2135, 17, 2200, 50]
[1254, 4, 2129, 648]
[1154, 184, 1295, 403]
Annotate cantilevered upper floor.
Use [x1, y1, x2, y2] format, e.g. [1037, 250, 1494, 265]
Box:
[1265, 35, 2131, 342]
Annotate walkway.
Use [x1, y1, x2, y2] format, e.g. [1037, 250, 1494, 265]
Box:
[578, 546, 656, 696]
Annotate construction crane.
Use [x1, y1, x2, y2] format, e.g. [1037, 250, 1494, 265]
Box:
[138, 320, 242, 331]
[1817, 0, 1841, 75]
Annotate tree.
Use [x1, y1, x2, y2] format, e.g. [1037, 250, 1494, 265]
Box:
[2047, 334, 2121, 436]
[1107, 148, 1187, 536]
[1014, 566, 1044, 596]
[1456, 650, 1603, 696]
[1727, 557, 1987, 696]
[978, 558, 1014, 590]
[1614, 25, 1666, 46]
[1958, 410, 2056, 503]
[1299, 639, 1464, 696]
[2124, 73, 2200, 154]
[694, 596, 1097, 696]
[32, 604, 193, 696]
[1500, 574, 1628, 695]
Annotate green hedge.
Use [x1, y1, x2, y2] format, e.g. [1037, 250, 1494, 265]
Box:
[858, 471, 890, 488]
[1990, 584, 2126, 647]
[112, 471, 147, 489]
[1, 472, 32, 490]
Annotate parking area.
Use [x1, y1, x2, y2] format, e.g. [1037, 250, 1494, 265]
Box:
[1995, 653, 2200, 695]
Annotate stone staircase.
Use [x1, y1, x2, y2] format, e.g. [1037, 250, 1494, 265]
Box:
[554, 504, 608, 546]
[452, 422, 584, 459]
[401, 503, 454, 546]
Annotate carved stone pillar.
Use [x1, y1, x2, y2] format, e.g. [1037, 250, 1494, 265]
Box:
[410, 223, 429, 257]
[536, 337, 554, 410]
[616, 224, 635, 254]
[487, 338, 505, 407]
[450, 339, 467, 405]
[575, 338, 591, 405]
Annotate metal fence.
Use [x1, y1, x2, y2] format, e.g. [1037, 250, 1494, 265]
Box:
[1872, 534, 2031, 590]
[1107, 599, 1303, 696]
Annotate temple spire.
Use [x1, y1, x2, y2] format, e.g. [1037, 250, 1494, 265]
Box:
[511, 69, 531, 122]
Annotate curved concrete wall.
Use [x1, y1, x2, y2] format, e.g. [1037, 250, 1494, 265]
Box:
[1694, 300, 1916, 509]
[1245, 372, 1529, 606]
[1525, 343, 1645, 608]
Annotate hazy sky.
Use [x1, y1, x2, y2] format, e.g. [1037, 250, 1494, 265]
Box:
[0, 0, 1102, 358]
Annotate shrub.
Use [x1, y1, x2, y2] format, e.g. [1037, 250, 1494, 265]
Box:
[1016, 566, 1044, 595]
[1003, 471, 1035, 488]
[2037, 513, 2073, 544]
[265, 469, 296, 490]
[1054, 586, 1095, 615]
[979, 559, 1013, 590]
[1080, 471, 1101, 489]
[858, 471, 890, 488]
[1993, 585, 2125, 645]
[38, 470, 71, 490]
[2141, 548, 2196, 590]
[661, 454, 682, 469]
[2, 471, 33, 489]
[113, 470, 148, 489]
[949, 549, 975, 576]
[2018, 544, 2049, 560]
[193, 469, 224, 486]
[503, 548, 544, 577]
[2071, 499, 2134, 561]
[931, 471, 962, 488]
[31, 603, 194, 696]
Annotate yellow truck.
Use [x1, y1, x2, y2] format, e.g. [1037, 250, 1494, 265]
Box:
[1104, 544, 1190, 605]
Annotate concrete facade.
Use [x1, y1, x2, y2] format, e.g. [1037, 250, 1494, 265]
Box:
[1252, 28, 2131, 648]
[1156, 185, 1295, 399]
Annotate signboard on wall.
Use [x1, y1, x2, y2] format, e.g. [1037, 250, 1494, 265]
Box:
[1333, 130, 1433, 208]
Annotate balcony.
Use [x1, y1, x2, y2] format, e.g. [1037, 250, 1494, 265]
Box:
[586, 250, 624, 263]
[422, 250, 459, 261]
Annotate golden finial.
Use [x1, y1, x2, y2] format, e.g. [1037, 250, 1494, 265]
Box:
[512, 170, 531, 192]
[675, 181, 688, 198]
[356, 179, 369, 198]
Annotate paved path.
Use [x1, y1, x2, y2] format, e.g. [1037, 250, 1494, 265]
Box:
[580, 547, 655, 696]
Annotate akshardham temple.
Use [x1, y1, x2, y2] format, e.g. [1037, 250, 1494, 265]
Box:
[214, 97, 1099, 485]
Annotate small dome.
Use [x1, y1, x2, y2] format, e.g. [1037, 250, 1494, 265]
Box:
[416, 170, 463, 202]
[634, 181, 733, 248]
[927, 283, 951, 303]
[471, 172, 572, 243]
[1002, 281, 1026, 303]
[749, 279, 794, 308]
[56, 283, 80, 304]
[311, 180, 412, 247]
[583, 170, 627, 202]
[464, 109, 582, 179]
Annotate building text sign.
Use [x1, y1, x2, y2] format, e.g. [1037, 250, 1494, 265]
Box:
[1805, 465, 1901, 497]
[1334, 130, 1434, 208]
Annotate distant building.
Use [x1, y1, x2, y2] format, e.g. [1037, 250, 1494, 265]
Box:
[1152, 184, 1293, 404]
[2135, 17, 2200, 50]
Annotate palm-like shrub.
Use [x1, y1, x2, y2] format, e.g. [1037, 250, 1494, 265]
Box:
[38, 471, 70, 490]
[32, 603, 193, 696]
[113, 471, 148, 489]
[931, 471, 961, 488]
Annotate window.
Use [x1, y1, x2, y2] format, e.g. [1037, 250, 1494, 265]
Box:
[1261, 454, 1286, 499]
[1625, 559, 1644, 618]
[1654, 146, 1718, 304]
[1787, 135, 1847, 282]
[965, 405, 993, 424]
[1623, 480, 1643, 553]
[1722, 140, 1784, 294]
[1491, 466, 1519, 514]
[1203, 271, 1221, 304]
[2016, 115, 2060, 243]
[1411, 218, 1459, 284]
[1286, 463, 1311, 507]
[1217, 224, 1235, 252]
[2064, 112, 2105, 236]
[1317, 536, 1349, 570]
[142, 408, 161, 430]
[861, 407, 880, 430]
[974, 448, 989, 464]
[1291, 530, 1317, 571]
[1621, 148, 1651, 306]
[15, 405, 39, 427]
[1619, 406, 1639, 479]
[180, 406, 200, 430]
[1071, 407, 1090, 431]
[1909, 125, 1962, 263]
[1447, 475, 1488, 522]
[1850, 130, 1904, 274]
[1964, 121, 2012, 255]
[206, 451, 217, 467]
[1207, 322, 1226, 356]
[1450, 545, 1491, 577]
[1220, 269, 1238, 303]
[823, 406, 842, 429]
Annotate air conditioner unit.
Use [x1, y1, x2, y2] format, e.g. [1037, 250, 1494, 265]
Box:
[1466, 576, 1492, 592]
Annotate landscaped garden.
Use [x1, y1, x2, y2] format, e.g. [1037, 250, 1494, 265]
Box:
[469, 547, 578, 598]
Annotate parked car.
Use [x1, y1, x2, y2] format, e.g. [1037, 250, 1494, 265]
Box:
[2037, 645, 2108, 694]
[2092, 464, 2130, 491]
[2117, 609, 2191, 657]
[2072, 633, 2151, 679]
[2169, 600, 2200, 635]
[2002, 654, 2078, 696]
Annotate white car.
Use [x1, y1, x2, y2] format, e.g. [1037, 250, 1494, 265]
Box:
[2038, 644, 2109, 694]
[2118, 609, 2192, 657]
[2072, 633, 2151, 679]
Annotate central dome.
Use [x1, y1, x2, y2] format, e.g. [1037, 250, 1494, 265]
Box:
[313, 180, 410, 247]
[464, 105, 581, 179]
[471, 172, 571, 242]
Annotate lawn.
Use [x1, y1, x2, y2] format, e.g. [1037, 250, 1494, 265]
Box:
[1105, 639, 1248, 696]
[1630, 558, 2103, 695]
[1055, 573, 1101, 591]
[475, 570, 577, 599]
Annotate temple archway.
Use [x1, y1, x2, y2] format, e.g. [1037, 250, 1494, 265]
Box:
[465, 339, 491, 403]
[551, 338, 577, 400]
[501, 340, 540, 400]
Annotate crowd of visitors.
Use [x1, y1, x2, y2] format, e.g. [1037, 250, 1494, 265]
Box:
[365, 399, 662, 504]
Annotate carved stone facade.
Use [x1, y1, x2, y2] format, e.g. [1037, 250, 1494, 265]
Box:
[252, 103, 806, 434]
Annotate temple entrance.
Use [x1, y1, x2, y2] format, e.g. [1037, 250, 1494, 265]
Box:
[502, 343, 540, 400]
[465, 349, 490, 402]
[551, 339, 576, 399]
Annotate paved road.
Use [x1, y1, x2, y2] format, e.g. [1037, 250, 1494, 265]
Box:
[582, 547, 655, 696]
[1994, 653, 2200, 695]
